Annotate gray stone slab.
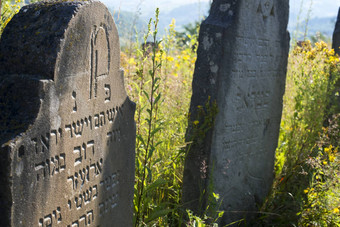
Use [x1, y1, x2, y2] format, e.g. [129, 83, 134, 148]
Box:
[331, 7, 340, 114]
[0, 1, 135, 226]
[333, 7, 340, 55]
[182, 0, 290, 224]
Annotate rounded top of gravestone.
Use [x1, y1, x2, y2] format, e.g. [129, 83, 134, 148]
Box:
[335, 7, 340, 33]
[0, 1, 119, 81]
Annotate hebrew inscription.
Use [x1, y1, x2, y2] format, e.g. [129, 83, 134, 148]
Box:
[0, 2, 135, 226]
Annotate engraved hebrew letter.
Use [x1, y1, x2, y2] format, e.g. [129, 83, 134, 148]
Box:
[111, 173, 118, 188]
[88, 116, 93, 130]
[111, 194, 118, 208]
[83, 189, 91, 204]
[104, 84, 111, 102]
[71, 220, 79, 227]
[41, 133, 50, 153]
[86, 210, 94, 225]
[65, 124, 73, 138]
[73, 120, 84, 137]
[79, 215, 86, 226]
[35, 161, 46, 181]
[107, 108, 114, 123]
[75, 194, 83, 209]
[50, 130, 58, 145]
[99, 112, 105, 126]
[72, 91, 77, 112]
[43, 214, 52, 227]
[95, 158, 103, 175]
[56, 207, 62, 223]
[73, 146, 82, 166]
[87, 140, 95, 158]
[39, 218, 43, 227]
[94, 114, 99, 128]
[92, 184, 98, 199]
[59, 153, 66, 171]
[107, 131, 113, 142]
[78, 168, 88, 186]
[105, 176, 111, 191]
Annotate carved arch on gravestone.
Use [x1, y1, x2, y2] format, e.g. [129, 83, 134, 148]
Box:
[257, 0, 275, 20]
[90, 25, 111, 100]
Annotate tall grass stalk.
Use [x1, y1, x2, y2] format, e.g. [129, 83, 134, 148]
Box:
[122, 9, 198, 226]
[303, 0, 314, 41]
[134, 8, 163, 226]
[292, 0, 305, 44]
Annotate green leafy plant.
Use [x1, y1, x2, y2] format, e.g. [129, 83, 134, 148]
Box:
[299, 114, 340, 226]
[134, 8, 165, 226]
[259, 41, 340, 226]
[0, 0, 21, 36]
[129, 9, 199, 226]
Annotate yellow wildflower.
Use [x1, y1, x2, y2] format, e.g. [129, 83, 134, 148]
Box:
[166, 56, 174, 62]
[193, 120, 199, 125]
[306, 50, 316, 60]
[175, 63, 180, 68]
[182, 55, 190, 61]
[169, 19, 176, 28]
[128, 58, 136, 65]
[333, 208, 339, 214]
[324, 145, 333, 153]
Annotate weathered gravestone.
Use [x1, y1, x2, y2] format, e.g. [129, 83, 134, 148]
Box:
[182, 0, 289, 224]
[0, 1, 135, 226]
[333, 7, 340, 55]
[331, 7, 340, 114]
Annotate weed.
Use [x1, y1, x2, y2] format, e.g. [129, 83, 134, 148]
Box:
[259, 41, 340, 226]
[0, 0, 21, 36]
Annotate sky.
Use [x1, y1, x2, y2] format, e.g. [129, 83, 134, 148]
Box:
[291, 0, 339, 18]
[101, 0, 339, 18]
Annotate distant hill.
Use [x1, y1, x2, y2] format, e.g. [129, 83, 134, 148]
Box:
[308, 17, 336, 38]
[110, 8, 148, 47]
[109, 2, 210, 47]
[288, 15, 336, 41]
[157, 2, 209, 30]
[109, 2, 337, 47]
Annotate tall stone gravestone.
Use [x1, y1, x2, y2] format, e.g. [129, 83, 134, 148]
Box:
[0, 1, 135, 226]
[333, 7, 340, 55]
[332, 7, 340, 114]
[182, 0, 289, 224]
